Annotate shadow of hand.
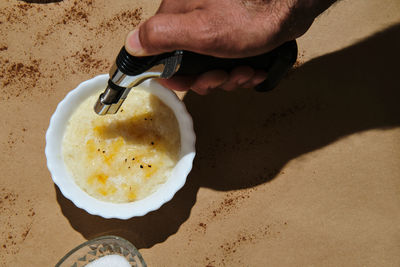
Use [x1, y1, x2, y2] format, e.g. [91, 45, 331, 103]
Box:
[186, 23, 400, 190]
[56, 24, 400, 249]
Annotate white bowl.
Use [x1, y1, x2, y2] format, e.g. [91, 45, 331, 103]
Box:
[45, 74, 196, 219]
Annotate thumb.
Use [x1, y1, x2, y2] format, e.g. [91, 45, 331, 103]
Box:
[125, 11, 213, 56]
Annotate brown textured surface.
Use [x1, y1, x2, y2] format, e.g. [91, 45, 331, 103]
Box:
[1, 0, 400, 266]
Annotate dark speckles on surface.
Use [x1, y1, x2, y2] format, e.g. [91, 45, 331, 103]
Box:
[0, 59, 42, 100]
[97, 8, 142, 35]
[0, 188, 35, 261]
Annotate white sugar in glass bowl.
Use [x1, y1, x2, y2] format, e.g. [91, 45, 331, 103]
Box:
[55, 235, 146, 267]
[45, 74, 196, 219]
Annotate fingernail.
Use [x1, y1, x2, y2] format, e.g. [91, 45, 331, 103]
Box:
[126, 29, 145, 56]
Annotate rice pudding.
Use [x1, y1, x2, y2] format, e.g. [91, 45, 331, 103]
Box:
[62, 87, 181, 203]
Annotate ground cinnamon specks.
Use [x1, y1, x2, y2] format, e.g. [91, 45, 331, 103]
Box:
[7, 132, 17, 149]
[287, 50, 305, 79]
[61, 0, 93, 25]
[262, 103, 306, 128]
[202, 222, 288, 266]
[0, 3, 34, 26]
[6, 128, 28, 149]
[16, 3, 34, 12]
[0, 188, 35, 262]
[199, 222, 207, 231]
[65, 45, 108, 74]
[98, 8, 143, 34]
[211, 191, 251, 218]
[33, 0, 94, 45]
[0, 58, 42, 100]
[292, 50, 305, 69]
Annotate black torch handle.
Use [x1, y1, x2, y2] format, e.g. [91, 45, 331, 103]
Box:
[176, 40, 297, 91]
[116, 40, 297, 92]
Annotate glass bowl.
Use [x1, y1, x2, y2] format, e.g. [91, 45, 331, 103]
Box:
[56, 235, 146, 267]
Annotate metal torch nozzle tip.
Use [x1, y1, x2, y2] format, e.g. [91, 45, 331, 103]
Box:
[93, 95, 110, 115]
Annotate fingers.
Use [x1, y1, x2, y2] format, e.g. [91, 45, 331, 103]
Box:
[157, 67, 267, 95]
[241, 70, 268, 89]
[190, 70, 229, 95]
[156, 70, 228, 95]
[219, 66, 255, 91]
[156, 75, 195, 92]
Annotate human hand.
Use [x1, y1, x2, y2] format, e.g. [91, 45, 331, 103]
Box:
[125, 0, 336, 95]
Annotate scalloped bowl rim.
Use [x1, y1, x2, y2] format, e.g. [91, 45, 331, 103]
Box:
[45, 74, 196, 219]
